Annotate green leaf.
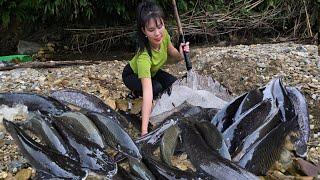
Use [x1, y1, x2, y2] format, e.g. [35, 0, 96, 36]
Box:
[2, 11, 10, 28]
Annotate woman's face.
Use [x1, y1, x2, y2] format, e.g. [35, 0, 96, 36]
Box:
[142, 18, 164, 49]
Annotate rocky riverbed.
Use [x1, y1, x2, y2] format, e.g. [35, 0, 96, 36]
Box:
[0, 42, 319, 179]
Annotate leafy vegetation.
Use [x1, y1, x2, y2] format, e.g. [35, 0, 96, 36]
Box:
[0, 0, 318, 52]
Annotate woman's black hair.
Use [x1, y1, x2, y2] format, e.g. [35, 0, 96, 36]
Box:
[136, 1, 164, 58]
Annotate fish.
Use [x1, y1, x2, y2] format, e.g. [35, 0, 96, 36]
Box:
[50, 89, 132, 127]
[151, 102, 210, 126]
[160, 124, 181, 166]
[50, 89, 112, 114]
[53, 111, 106, 148]
[136, 118, 178, 148]
[128, 157, 156, 180]
[286, 87, 310, 157]
[152, 102, 218, 128]
[232, 107, 282, 161]
[193, 120, 231, 160]
[262, 78, 295, 122]
[223, 99, 274, 154]
[52, 120, 117, 177]
[212, 92, 248, 132]
[0, 92, 69, 115]
[136, 118, 180, 161]
[179, 120, 259, 180]
[233, 89, 263, 121]
[3, 119, 87, 179]
[143, 155, 201, 180]
[17, 112, 79, 161]
[112, 166, 141, 180]
[85, 111, 141, 160]
[238, 116, 299, 175]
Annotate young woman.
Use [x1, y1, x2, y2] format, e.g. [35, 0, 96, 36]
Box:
[122, 1, 190, 136]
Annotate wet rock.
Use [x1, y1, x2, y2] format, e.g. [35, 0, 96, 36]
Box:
[296, 46, 308, 52]
[294, 158, 320, 176]
[8, 160, 28, 173]
[130, 99, 142, 115]
[116, 99, 129, 111]
[105, 98, 116, 110]
[0, 172, 7, 179]
[13, 168, 32, 180]
[0, 132, 5, 140]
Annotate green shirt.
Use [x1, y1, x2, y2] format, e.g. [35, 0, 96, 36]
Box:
[129, 29, 171, 78]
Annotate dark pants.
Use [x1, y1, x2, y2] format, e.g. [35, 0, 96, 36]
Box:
[122, 64, 177, 98]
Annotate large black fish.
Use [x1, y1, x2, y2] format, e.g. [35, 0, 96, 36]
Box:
[194, 120, 231, 160]
[223, 99, 274, 154]
[232, 107, 282, 161]
[136, 118, 178, 150]
[3, 119, 87, 179]
[17, 112, 79, 161]
[50, 89, 130, 127]
[232, 89, 263, 121]
[160, 124, 181, 166]
[0, 92, 69, 114]
[238, 116, 299, 175]
[143, 156, 202, 180]
[52, 120, 117, 177]
[85, 112, 141, 160]
[180, 120, 258, 180]
[262, 78, 295, 122]
[50, 89, 112, 114]
[211, 92, 248, 132]
[53, 111, 106, 148]
[151, 102, 218, 126]
[128, 157, 156, 180]
[286, 87, 310, 157]
[112, 166, 140, 180]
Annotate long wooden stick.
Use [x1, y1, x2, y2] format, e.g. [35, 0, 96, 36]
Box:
[0, 60, 99, 71]
[303, 0, 313, 37]
[172, 0, 192, 71]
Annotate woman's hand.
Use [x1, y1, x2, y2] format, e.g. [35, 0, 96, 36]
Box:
[141, 130, 148, 136]
[179, 42, 190, 57]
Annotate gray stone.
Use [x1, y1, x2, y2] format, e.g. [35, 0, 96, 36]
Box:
[296, 46, 308, 52]
[8, 160, 28, 173]
[282, 48, 291, 53]
[0, 131, 4, 140]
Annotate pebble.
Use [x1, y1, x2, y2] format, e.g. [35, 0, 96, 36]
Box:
[14, 168, 32, 180]
[0, 132, 5, 140]
[0, 172, 7, 179]
[310, 124, 314, 130]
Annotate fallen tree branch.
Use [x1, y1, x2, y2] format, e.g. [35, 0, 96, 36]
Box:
[0, 60, 101, 71]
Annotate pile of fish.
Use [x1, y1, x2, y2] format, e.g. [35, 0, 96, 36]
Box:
[136, 77, 310, 179]
[0, 77, 311, 179]
[1, 90, 141, 179]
